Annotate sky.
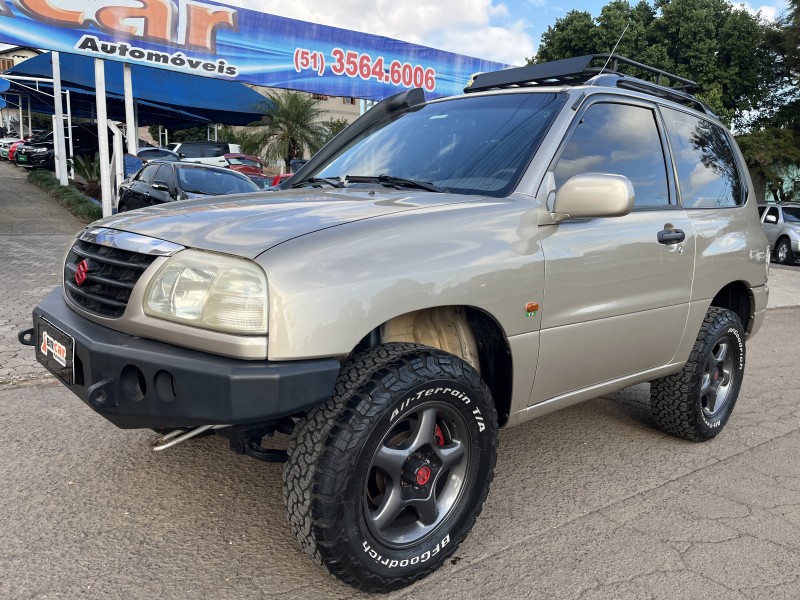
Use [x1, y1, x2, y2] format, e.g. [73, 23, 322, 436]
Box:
[0, 0, 790, 66]
[223, 0, 791, 66]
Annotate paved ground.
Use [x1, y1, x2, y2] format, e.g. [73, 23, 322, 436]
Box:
[1, 159, 800, 599]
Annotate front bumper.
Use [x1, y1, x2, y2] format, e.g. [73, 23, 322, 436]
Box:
[31, 288, 340, 429]
[16, 151, 48, 167]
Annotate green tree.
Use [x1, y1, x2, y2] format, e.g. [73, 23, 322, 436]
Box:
[533, 0, 771, 127]
[251, 91, 327, 172]
[322, 117, 350, 144]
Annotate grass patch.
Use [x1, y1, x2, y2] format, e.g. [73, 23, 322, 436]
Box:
[27, 170, 103, 223]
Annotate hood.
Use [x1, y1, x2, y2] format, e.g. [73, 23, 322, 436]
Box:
[97, 188, 478, 259]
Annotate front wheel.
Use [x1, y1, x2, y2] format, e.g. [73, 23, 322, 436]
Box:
[650, 307, 745, 441]
[283, 343, 498, 592]
[775, 239, 794, 265]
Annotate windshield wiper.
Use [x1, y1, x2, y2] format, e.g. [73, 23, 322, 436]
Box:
[290, 176, 344, 189]
[346, 174, 445, 193]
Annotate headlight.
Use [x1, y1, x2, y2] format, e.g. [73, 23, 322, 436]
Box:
[144, 249, 268, 334]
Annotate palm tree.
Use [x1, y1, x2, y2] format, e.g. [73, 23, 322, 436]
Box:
[255, 91, 327, 172]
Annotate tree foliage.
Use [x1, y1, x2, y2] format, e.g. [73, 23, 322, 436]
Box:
[535, 0, 800, 199]
[534, 0, 770, 127]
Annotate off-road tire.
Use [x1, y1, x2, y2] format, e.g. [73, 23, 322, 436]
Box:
[775, 238, 793, 265]
[283, 343, 498, 592]
[650, 307, 745, 442]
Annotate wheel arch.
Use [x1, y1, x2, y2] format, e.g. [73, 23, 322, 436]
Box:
[354, 306, 513, 427]
[710, 281, 753, 335]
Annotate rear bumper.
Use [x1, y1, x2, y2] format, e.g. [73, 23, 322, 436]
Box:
[31, 288, 340, 429]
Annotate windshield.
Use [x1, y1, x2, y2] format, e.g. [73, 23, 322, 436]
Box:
[176, 167, 259, 195]
[313, 93, 566, 197]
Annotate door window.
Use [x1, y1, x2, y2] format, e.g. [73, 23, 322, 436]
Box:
[153, 164, 176, 188]
[137, 163, 161, 183]
[661, 107, 745, 208]
[554, 102, 671, 208]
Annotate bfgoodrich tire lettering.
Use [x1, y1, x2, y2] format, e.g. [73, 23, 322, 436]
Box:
[650, 307, 745, 442]
[283, 343, 498, 592]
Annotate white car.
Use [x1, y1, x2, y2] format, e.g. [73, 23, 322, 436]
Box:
[166, 141, 241, 167]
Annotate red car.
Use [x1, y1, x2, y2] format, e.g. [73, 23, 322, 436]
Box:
[8, 140, 25, 162]
[271, 173, 293, 186]
[223, 153, 265, 176]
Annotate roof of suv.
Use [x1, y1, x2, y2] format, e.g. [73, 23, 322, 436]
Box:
[465, 54, 713, 117]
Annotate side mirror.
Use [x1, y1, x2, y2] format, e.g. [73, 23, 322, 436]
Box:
[765, 214, 778, 224]
[152, 181, 170, 192]
[552, 173, 635, 221]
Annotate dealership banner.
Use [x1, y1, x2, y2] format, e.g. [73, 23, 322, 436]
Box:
[0, 0, 511, 100]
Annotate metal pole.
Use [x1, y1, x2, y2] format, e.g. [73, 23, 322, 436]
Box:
[17, 93, 22, 136]
[123, 63, 137, 154]
[52, 114, 61, 180]
[107, 121, 125, 210]
[94, 58, 113, 217]
[65, 90, 74, 179]
[52, 52, 68, 186]
[26, 95, 31, 136]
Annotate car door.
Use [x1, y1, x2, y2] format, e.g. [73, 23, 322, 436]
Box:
[124, 163, 161, 210]
[531, 99, 696, 405]
[141, 164, 176, 207]
[761, 206, 781, 246]
[203, 143, 228, 167]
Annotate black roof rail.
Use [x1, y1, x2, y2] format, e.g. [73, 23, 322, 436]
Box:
[464, 54, 712, 115]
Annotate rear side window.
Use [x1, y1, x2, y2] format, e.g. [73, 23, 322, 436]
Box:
[553, 102, 671, 209]
[661, 107, 745, 208]
[178, 144, 204, 158]
[204, 143, 225, 157]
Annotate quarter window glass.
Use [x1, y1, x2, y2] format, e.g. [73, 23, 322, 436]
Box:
[662, 107, 744, 208]
[554, 103, 670, 208]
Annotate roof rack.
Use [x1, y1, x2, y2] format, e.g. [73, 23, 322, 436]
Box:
[464, 54, 711, 114]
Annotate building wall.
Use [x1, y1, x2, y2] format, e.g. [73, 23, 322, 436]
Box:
[0, 47, 40, 71]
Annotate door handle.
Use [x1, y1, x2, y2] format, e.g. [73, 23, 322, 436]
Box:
[657, 229, 685, 244]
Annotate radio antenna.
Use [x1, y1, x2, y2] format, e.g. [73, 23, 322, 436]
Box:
[591, 22, 630, 85]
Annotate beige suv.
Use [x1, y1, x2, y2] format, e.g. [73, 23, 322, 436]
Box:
[24, 55, 769, 592]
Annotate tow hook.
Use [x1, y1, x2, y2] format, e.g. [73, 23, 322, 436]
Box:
[18, 327, 35, 346]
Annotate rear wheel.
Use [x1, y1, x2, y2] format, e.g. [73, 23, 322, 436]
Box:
[283, 343, 498, 592]
[650, 307, 745, 441]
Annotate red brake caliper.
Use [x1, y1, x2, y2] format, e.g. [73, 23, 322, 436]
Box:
[434, 424, 445, 447]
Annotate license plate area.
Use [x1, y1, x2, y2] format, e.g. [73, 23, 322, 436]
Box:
[17, 154, 27, 162]
[35, 316, 74, 384]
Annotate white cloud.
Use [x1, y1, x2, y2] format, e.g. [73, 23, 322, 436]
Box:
[739, 0, 789, 21]
[222, 0, 533, 65]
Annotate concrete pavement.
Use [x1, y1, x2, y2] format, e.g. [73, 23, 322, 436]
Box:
[2, 159, 800, 599]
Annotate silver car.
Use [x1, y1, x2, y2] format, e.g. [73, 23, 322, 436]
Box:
[23, 55, 769, 592]
[759, 203, 800, 264]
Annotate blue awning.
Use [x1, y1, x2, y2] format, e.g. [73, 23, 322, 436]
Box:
[3, 52, 269, 127]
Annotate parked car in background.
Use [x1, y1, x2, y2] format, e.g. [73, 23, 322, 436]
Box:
[117, 160, 259, 211]
[0, 137, 23, 160]
[223, 153, 264, 176]
[270, 173, 293, 186]
[137, 147, 180, 163]
[8, 140, 26, 162]
[759, 203, 800, 264]
[166, 141, 241, 167]
[15, 124, 101, 170]
[247, 174, 272, 189]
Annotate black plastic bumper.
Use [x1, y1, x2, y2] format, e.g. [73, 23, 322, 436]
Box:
[31, 288, 341, 429]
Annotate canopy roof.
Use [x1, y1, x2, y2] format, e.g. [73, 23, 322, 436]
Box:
[3, 52, 269, 127]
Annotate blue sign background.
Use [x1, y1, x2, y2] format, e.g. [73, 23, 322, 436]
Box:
[0, 0, 510, 100]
